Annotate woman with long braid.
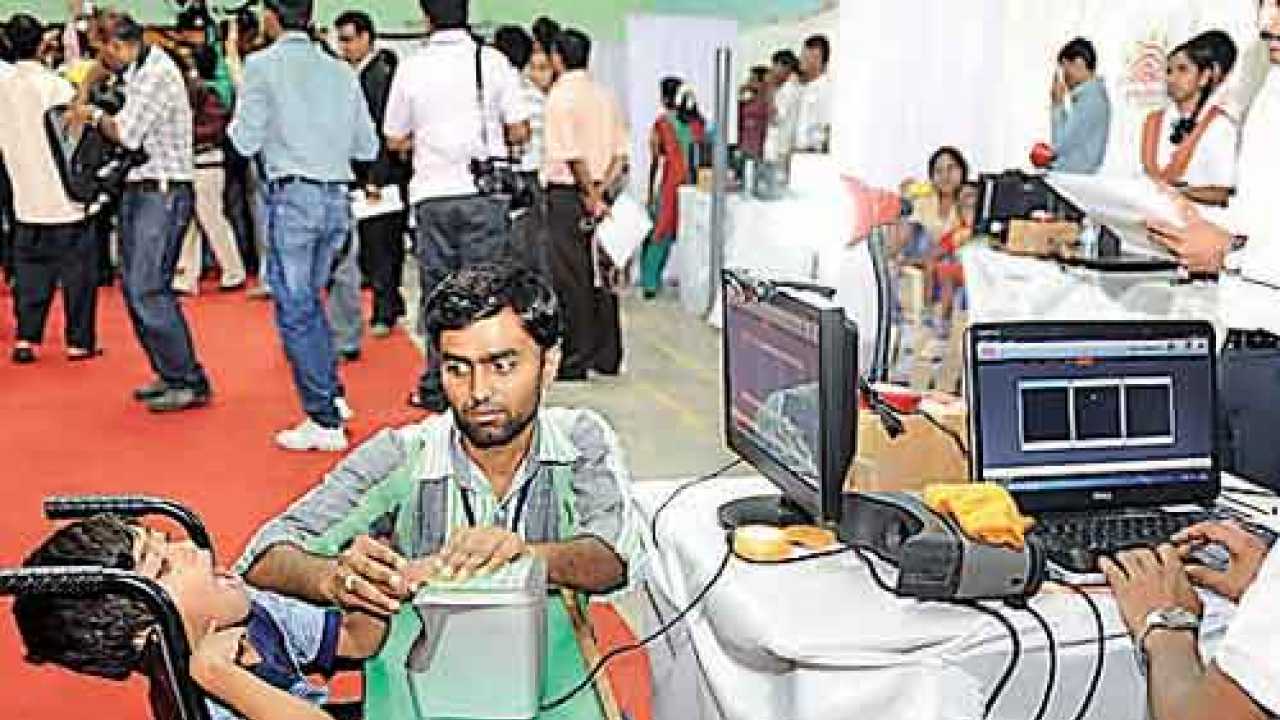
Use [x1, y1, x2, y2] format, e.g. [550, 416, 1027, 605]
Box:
[1141, 37, 1239, 207]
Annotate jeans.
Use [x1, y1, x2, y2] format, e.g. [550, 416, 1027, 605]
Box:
[327, 229, 363, 353]
[412, 194, 511, 400]
[119, 185, 209, 390]
[266, 181, 349, 428]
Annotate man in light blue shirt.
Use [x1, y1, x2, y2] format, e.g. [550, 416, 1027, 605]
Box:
[229, 0, 378, 452]
[1051, 37, 1112, 174]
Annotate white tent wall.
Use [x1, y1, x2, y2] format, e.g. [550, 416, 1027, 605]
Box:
[624, 14, 740, 200]
[835, 0, 1260, 190]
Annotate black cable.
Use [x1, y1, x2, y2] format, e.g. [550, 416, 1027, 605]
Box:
[650, 459, 743, 553]
[959, 600, 1022, 720]
[1062, 584, 1105, 720]
[850, 545, 896, 594]
[539, 547, 733, 712]
[911, 406, 970, 461]
[1022, 603, 1058, 720]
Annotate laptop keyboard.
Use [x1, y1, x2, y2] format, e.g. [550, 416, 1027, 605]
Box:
[1033, 509, 1211, 573]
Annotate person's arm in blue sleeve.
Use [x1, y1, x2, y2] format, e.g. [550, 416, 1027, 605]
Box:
[1052, 82, 1110, 173]
[227, 54, 269, 160]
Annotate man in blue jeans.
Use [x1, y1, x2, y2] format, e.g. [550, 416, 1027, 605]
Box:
[71, 15, 211, 412]
[229, 0, 378, 451]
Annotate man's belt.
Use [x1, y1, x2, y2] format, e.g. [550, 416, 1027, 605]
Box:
[268, 176, 350, 191]
[1225, 329, 1280, 350]
[124, 179, 192, 193]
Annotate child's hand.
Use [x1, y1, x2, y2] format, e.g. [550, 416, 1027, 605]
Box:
[191, 621, 246, 684]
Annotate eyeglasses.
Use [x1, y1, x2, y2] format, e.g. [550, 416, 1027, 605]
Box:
[1261, 30, 1280, 42]
[337, 34, 358, 42]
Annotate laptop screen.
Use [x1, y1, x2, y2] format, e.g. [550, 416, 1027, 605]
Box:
[967, 322, 1218, 512]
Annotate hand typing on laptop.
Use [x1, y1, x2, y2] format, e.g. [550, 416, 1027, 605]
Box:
[1172, 520, 1269, 603]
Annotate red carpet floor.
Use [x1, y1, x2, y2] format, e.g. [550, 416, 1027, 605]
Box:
[0, 280, 426, 719]
[0, 280, 653, 720]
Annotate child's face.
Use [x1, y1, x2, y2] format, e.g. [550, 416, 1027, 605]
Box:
[132, 528, 251, 631]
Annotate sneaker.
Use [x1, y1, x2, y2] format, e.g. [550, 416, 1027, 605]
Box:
[246, 285, 272, 300]
[370, 323, 393, 339]
[335, 396, 355, 422]
[275, 418, 348, 452]
[133, 379, 169, 401]
[340, 348, 361, 363]
[145, 387, 211, 413]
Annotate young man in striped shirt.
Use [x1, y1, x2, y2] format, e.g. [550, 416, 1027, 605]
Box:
[236, 262, 640, 720]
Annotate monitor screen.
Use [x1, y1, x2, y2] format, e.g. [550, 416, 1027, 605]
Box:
[722, 273, 858, 525]
[967, 322, 1217, 511]
[726, 294, 824, 487]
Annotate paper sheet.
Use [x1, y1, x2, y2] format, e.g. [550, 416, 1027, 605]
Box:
[1046, 172, 1184, 258]
[350, 185, 404, 220]
[596, 193, 654, 265]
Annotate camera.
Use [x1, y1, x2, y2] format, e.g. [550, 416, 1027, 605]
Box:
[470, 156, 535, 211]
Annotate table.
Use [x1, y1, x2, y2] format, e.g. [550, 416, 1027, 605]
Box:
[631, 475, 1275, 720]
[961, 244, 1223, 336]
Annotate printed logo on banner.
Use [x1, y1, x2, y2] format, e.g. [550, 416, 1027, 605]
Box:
[1123, 32, 1168, 111]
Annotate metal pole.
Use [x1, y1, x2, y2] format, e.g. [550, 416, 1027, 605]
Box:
[706, 46, 732, 318]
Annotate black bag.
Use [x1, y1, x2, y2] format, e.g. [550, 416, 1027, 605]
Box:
[469, 45, 535, 211]
[591, 286, 623, 375]
[43, 104, 148, 204]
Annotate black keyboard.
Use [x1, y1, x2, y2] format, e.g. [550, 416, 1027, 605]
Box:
[1033, 509, 1211, 573]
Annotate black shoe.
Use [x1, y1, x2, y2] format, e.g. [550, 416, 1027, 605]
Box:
[556, 368, 589, 382]
[340, 349, 362, 363]
[133, 379, 169, 401]
[11, 347, 35, 364]
[145, 387, 211, 413]
[407, 390, 448, 413]
[642, 289, 657, 300]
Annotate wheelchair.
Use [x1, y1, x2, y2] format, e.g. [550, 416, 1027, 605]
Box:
[1, 495, 647, 720]
[0, 494, 362, 720]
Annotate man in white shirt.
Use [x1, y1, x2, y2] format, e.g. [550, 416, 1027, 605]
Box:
[0, 14, 100, 364]
[1111, 8, 1280, 716]
[1148, 5, 1280, 491]
[794, 34, 832, 153]
[384, 0, 530, 413]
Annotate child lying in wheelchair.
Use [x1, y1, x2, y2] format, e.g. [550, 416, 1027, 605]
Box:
[11, 514, 386, 720]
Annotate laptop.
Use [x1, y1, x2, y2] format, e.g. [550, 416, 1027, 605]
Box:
[965, 321, 1220, 574]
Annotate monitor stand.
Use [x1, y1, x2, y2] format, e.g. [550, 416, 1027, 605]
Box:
[717, 495, 812, 530]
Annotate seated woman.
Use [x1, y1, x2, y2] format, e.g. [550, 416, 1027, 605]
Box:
[896, 146, 970, 328]
[1141, 37, 1239, 207]
[922, 181, 978, 329]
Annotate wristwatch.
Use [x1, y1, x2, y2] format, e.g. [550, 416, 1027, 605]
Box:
[1136, 606, 1200, 670]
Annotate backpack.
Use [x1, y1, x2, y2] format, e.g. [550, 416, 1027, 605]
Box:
[43, 103, 148, 205]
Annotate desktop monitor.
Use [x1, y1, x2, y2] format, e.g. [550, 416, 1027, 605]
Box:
[966, 321, 1219, 513]
[720, 270, 859, 527]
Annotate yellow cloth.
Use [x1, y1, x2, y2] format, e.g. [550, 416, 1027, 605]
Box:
[923, 483, 1035, 549]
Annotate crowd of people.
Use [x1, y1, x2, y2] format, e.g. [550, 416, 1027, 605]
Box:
[0, 0, 638, 452]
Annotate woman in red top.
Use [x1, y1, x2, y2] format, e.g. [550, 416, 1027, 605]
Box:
[644, 77, 706, 299]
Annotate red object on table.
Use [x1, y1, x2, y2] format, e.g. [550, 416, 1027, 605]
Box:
[1029, 142, 1056, 169]
[865, 383, 923, 414]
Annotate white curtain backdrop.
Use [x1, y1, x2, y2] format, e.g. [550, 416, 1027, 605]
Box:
[624, 14, 740, 200]
[835, 0, 1261, 190]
